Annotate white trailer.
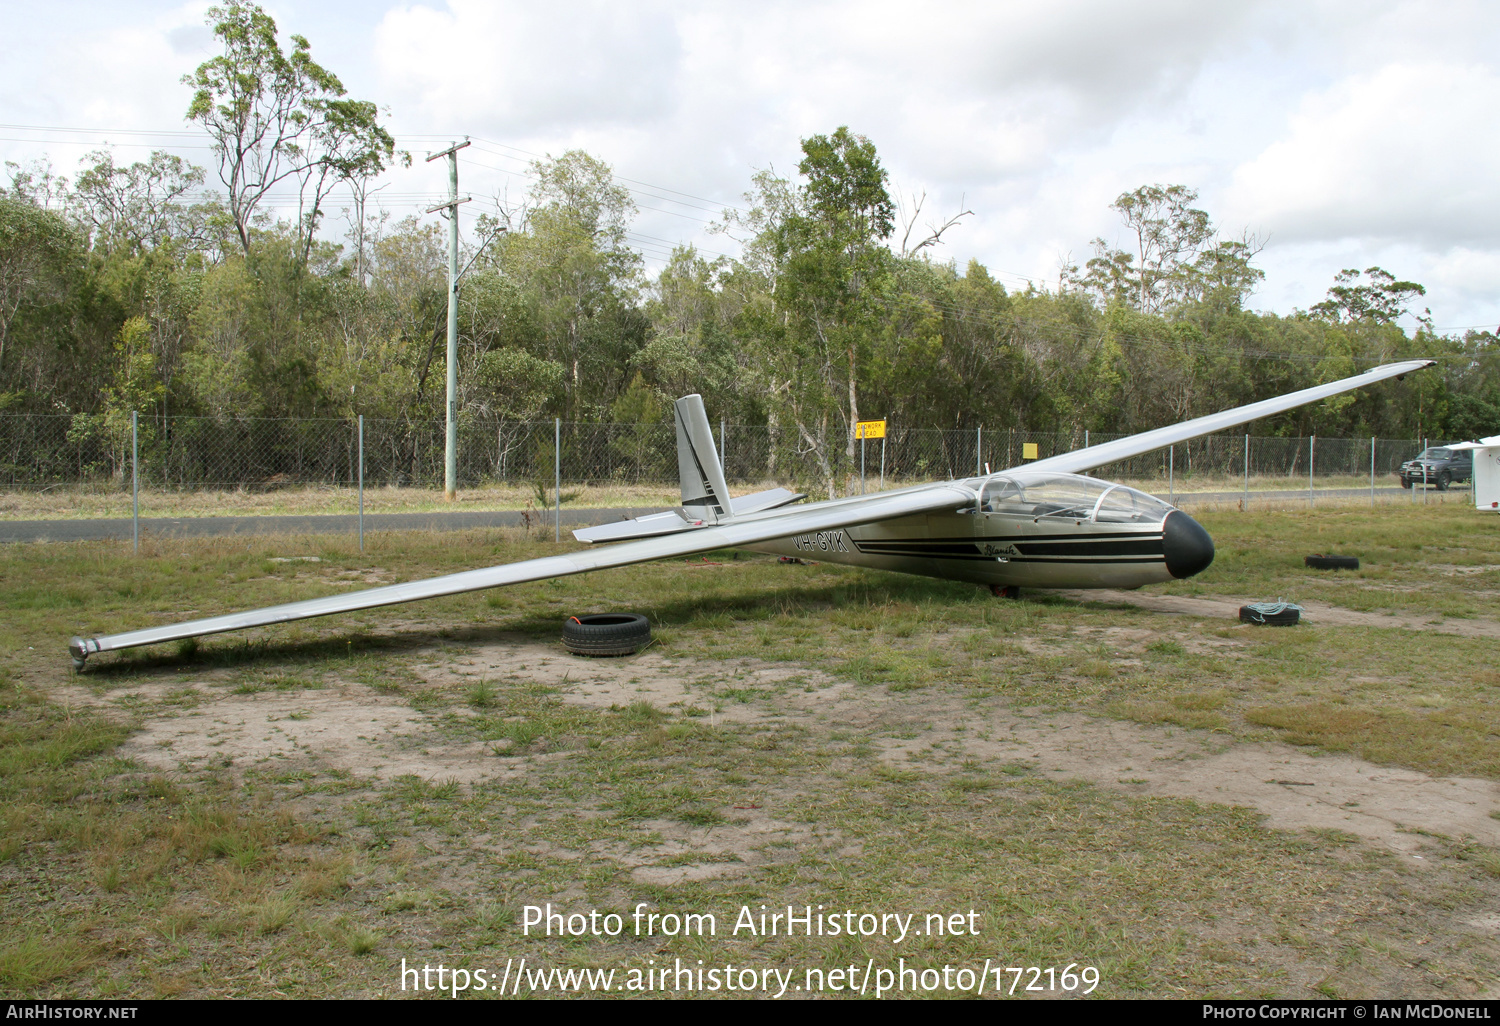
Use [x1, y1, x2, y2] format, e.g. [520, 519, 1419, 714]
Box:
[1448, 435, 1500, 511]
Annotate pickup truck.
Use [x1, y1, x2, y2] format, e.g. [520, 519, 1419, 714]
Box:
[1399, 446, 1473, 490]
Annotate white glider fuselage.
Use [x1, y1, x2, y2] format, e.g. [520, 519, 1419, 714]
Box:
[746, 471, 1202, 590]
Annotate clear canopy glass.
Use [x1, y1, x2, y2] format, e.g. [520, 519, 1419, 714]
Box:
[964, 471, 1174, 524]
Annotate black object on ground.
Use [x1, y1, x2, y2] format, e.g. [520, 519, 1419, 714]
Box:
[562, 613, 652, 656]
[1240, 601, 1302, 626]
[1305, 554, 1360, 570]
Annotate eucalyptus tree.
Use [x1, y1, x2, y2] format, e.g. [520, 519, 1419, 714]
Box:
[1310, 267, 1428, 326]
[635, 246, 743, 417]
[184, 0, 395, 263]
[494, 151, 644, 416]
[0, 197, 88, 404]
[719, 129, 897, 495]
[897, 259, 1029, 431]
[788, 127, 896, 464]
[1078, 184, 1264, 317]
[71, 150, 220, 256]
[718, 167, 840, 491]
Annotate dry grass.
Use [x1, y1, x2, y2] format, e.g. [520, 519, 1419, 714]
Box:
[1244, 703, 1500, 779]
[0, 482, 684, 520]
[0, 472, 1470, 521]
[1, 505, 1499, 998]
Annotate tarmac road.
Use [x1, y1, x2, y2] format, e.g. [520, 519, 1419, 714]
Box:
[0, 507, 639, 544]
[1164, 484, 1449, 506]
[0, 484, 1461, 545]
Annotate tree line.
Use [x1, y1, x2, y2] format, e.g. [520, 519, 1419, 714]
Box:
[2, 1, 1496, 496]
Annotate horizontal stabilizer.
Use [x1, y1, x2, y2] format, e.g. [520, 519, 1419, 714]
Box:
[573, 487, 808, 544]
[729, 487, 806, 516]
[572, 510, 705, 544]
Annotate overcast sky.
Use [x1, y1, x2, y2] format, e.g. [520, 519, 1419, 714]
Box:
[4, 0, 1498, 334]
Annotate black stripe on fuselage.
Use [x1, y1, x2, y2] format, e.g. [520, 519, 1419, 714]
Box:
[853, 535, 1164, 560]
[1003, 556, 1165, 564]
[1012, 538, 1164, 557]
[852, 537, 1164, 546]
[854, 542, 990, 555]
[853, 555, 1165, 565]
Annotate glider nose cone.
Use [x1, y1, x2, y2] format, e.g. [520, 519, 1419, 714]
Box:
[1163, 510, 1214, 579]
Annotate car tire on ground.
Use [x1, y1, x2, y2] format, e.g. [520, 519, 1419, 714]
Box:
[1401, 477, 1413, 489]
[1305, 554, 1359, 570]
[1437, 472, 1451, 491]
[562, 613, 652, 656]
[1239, 604, 1301, 626]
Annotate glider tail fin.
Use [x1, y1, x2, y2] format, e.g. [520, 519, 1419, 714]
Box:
[675, 394, 732, 523]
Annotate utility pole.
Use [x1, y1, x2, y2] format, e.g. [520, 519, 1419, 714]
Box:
[426, 139, 471, 501]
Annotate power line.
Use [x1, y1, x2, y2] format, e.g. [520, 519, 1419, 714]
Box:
[1, 120, 749, 225]
[458, 150, 729, 228]
[0, 137, 216, 150]
[460, 137, 748, 214]
[0, 123, 202, 137]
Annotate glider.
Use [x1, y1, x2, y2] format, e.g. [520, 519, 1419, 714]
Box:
[69, 360, 1434, 669]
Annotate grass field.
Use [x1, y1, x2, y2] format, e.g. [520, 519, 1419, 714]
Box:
[0, 472, 1464, 520]
[0, 482, 685, 521]
[1, 503, 1498, 998]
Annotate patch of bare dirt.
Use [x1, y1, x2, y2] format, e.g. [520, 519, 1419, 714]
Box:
[411, 641, 850, 725]
[1431, 564, 1500, 577]
[114, 684, 510, 783]
[58, 640, 850, 791]
[1063, 623, 1247, 658]
[589, 809, 858, 886]
[1062, 588, 1500, 639]
[880, 710, 1500, 856]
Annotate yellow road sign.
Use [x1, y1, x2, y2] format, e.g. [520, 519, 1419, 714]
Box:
[1022, 442, 1039, 460]
[856, 420, 886, 439]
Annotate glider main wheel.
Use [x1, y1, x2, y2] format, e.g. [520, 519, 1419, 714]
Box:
[562, 613, 651, 656]
[1304, 554, 1359, 570]
[989, 584, 1021, 599]
[1239, 604, 1301, 626]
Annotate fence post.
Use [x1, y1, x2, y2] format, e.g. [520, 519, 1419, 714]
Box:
[720, 418, 726, 478]
[131, 410, 139, 553]
[1423, 436, 1428, 505]
[1168, 445, 1174, 505]
[358, 414, 364, 553]
[860, 432, 866, 495]
[1309, 434, 1315, 508]
[1370, 436, 1375, 509]
[1243, 434, 1249, 509]
[880, 434, 886, 490]
[976, 426, 982, 476]
[555, 417, 561, 543]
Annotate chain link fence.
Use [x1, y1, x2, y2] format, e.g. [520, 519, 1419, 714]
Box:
[0, 412, 1443, 499]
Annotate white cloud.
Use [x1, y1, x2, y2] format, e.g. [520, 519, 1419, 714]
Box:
[374, 1, 683, 133]
[1224, 62, 1500, 247]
